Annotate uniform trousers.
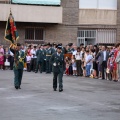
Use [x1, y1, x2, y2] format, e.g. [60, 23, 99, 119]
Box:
[14, 69, 23, 87]
[53, 69, 63, 89]
[36, 61, 43, 73]
[101, 61, 107, 79]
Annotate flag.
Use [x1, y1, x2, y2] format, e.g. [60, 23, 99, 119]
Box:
[4, 10, 19, 48]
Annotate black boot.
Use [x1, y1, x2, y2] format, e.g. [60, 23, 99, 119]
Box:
[59, 88, 63, 92]
[15, 86, 19, 90]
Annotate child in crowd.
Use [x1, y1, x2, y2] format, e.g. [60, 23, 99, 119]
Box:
[71, 55, 77, 76]
[26, 53, 31, 72]
[107, 53, 115, 80]
[0, 52, 4, 70]
[69, 59, 73, 75]
[85, 50, 93, 77]
[65, 57, 70, 75]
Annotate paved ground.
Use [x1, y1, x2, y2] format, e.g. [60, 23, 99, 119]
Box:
[0, 70, 120, 120]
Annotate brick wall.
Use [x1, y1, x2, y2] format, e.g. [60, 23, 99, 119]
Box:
[45, 0, 79, 45]
[117, 0, 120, 43]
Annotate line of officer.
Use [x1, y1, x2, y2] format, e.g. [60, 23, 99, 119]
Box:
[10, 43, 26, 89]
[50, 45, 64, 92]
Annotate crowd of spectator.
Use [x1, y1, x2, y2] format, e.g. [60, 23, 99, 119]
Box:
[1, 42, 120, 82]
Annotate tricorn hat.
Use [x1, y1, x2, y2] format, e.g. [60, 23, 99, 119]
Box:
[17, 43, 21, 46]
[68, 43, 73, 46]
[57, 44, 62, 49]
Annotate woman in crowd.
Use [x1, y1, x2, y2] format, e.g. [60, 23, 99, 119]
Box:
[71, 55, 77, 76]
[85, 50, 93, 77]
[75, 47, 83, 76]
[0, 52, 4, 70]
[93, 45, 99, 78]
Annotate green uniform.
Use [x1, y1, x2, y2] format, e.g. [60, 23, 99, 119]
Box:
[42, 48, 46, 72]
[67, 48, 74, 53]
[36, 49, 44, 73]
[46, 47, 53, 73]
[50, 52, 64, 91]
[10, 49, 26, 89]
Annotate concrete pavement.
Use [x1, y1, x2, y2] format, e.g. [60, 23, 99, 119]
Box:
[0, 70, 120, 120]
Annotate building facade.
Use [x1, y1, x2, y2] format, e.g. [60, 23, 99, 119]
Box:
[0, 0, 119, 46]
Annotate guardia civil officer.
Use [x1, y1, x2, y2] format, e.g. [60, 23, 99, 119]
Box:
[10, 43, 26, 89]
[35, 44, 44, 73]
[46, 43, 53, 73]
[67, 43, 74, 53]
[50, 45, 64, 92]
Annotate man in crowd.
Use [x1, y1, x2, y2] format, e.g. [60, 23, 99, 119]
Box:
[96, 46, 109, 80]
[30, 46, 37, 72]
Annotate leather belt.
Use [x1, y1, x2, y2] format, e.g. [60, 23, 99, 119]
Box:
[46, 55, 51, 56]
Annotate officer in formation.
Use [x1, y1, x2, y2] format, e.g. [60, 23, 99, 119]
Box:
[67, 43, 74, 53]
[45, 43, 55, 73]
[35, 44, 45, 73]
[50, 45, 64, 92]
[10, 43, 26, 89]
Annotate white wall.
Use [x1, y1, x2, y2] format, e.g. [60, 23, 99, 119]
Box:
[79, 0, 117, 10]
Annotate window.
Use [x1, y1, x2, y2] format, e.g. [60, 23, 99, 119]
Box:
[25, 27, 44, 41]
[79, 0, 117, 10]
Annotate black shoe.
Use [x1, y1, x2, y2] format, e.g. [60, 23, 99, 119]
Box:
[114, 80, 118, 82]
[53, 88, 57, 91]
[59, 89, 63, 92]
[15, 86, 19, 89]
[35, 71, 38, 73]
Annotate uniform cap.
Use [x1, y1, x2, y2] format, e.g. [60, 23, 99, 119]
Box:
[68, 43, 73, 46]
[57, 44, 62, 49]
[17, 43, 21, 46]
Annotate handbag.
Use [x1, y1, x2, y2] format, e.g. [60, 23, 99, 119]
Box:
[106, 68, 110, 74]
[4, 59, 10, 66]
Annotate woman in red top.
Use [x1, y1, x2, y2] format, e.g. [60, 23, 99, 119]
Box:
[113, 47, 119, 82]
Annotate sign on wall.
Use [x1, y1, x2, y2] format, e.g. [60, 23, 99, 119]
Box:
[79, 0, 117, 10]
[12, 0, 61, 5]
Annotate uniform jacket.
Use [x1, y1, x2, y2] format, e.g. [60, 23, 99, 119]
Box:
[46, 47, 54, 61]
[36, 49, 44, 62]
[50, 52, 64, 73]
[10, 49, 26, 69]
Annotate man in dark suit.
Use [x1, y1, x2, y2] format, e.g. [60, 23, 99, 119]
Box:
[96, 46, 109, 80]
[50, 45, 64, 92]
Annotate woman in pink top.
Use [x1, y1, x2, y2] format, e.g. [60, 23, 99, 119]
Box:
[0, 52, 4, 70]
[0, 45, 4, 54]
